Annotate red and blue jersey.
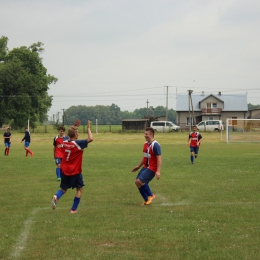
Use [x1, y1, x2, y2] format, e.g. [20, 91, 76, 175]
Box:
[189, 132, 202, 147]
[142, 140, 161, 173]
[53, 135, 68, 158]
[61, 139, 89, 176]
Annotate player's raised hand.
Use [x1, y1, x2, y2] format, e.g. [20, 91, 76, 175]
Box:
[74, 119, 81, 127]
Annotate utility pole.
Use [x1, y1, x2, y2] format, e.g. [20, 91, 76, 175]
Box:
[166, 86, 169, 120]
[146, 99, 149, 116]
[188, 90, 195, 131]
[61, 109, 65, 125]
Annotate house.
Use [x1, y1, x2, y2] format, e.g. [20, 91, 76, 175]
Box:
[176, 92, 248, 129]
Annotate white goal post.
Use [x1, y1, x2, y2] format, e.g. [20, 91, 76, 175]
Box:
[226, 118, 260, 143]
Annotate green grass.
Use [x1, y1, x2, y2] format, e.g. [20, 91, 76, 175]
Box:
[0, 131, 259, 260]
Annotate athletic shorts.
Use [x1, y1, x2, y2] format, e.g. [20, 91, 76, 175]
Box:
[60, 172, 85, 190]
[55, 158, 62, 165]
[190, 146, 199, 154]
[136, 167, 155, 183]
[4, 142, 11, 148]
[24, 142, 30, 147]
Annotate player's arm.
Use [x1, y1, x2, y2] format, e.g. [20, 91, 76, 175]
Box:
[197, 134, 202, 146]
[186, 135, 191, 146]
[155, 155, 162, 180]
[87, 120, 93, 143]
[132, 158, 145, 172]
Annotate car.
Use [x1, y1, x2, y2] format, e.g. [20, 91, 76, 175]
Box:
[150, 121, 181, 132]
[196, 120, 224, 132]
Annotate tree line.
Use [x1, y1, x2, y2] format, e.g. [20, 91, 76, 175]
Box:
[62, 104, 177, 125]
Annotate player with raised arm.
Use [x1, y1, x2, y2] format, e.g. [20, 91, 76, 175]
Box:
[51, 120, 93, 214]
[186, 125, 202, 164]
[3, 127, 11, 156]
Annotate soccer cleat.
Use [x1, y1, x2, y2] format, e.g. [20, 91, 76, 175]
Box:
[51, 195, 57, 210]
[57, 178, 61, 181]
[151, 194, 156, 200]
[141, 196, 152, 205]
[31, 152, 34, 157]
[70, 210, 77, 214]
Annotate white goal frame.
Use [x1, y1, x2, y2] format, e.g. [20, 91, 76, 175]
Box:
[226, 118, 260, 143]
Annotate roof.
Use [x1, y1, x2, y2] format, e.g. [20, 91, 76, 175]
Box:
[122, 119, 149, 122]
[176, 93, 248, 111]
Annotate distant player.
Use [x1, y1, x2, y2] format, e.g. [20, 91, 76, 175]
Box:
[3, 127, 11, 156]
[21, 126, 34, 157]
[187, 125, 202, 164]
[131, 127, 162, 205]
[51, 120, 93, 214]
[53, 125, 68, 181]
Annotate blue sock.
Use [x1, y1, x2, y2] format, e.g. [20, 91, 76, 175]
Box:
[56, 168, 60, 178]
[143, 183, 153, 196]
[56, 190, 65, 200]
[191, 155, 194, 163]
[138, 186, 148, 201]
[71, 197, 80, 211]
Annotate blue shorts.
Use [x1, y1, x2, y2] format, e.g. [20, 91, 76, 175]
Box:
[55, 158, 62, 165]
[190, 146, 199, 154]
[136, 167, 155, 183]
[60, 172, 85, 190]
[4, 142, 11, 148]
[24, 142, 30, 147]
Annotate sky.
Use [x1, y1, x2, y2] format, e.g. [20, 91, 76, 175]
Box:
[1, 0, 260, 120]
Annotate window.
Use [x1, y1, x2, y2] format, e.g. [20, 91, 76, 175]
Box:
[153, 122, 164, 126]
[212, 103, 217, 108]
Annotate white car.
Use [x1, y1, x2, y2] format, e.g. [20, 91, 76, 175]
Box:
[150, 121, 181, 132]
[196, 120, 224, 132]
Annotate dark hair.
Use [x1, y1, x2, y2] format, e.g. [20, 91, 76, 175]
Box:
[58, 125, 65, 131]
[145, 127, 155, 135]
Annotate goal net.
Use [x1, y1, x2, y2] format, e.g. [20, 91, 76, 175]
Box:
[226, 118, 260, 143]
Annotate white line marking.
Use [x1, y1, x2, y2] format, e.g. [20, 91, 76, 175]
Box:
[10, 207, 48, 259]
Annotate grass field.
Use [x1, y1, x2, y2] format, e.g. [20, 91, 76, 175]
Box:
[0, 131, 259, 260]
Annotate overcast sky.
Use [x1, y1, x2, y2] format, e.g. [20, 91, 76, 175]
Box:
[1, 0, 260, 118]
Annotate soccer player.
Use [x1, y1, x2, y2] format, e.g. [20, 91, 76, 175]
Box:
[51, 120, 93, 214]
[53, 125, 68, 181]
[3, 127, 11, 156]
[132, 127, 162, 205]
[21, 126, 34, 157]
[187, 125, 202, 164]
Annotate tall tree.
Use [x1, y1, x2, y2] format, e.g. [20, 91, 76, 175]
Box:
[0, 36, 57, 128]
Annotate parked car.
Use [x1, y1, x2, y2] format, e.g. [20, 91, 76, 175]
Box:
[150, 121, 181, 132]
[196, 120, 224, 132]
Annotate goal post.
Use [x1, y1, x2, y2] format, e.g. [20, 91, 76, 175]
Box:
[226, 118, 260, 143]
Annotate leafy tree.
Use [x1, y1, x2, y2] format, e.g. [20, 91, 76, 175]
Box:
[0, 36, 57, 128]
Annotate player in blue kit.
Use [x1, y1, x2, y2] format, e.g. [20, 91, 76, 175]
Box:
[3, 127, 11, 156]
[21, 127, 34, 157]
